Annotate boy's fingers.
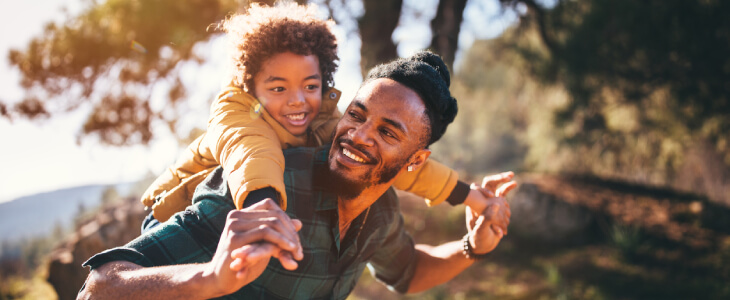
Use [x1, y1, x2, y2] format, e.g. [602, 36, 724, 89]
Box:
[274, 250, 299, 270]
[227, 225, 298, 256]
[227, 217, 301, 257]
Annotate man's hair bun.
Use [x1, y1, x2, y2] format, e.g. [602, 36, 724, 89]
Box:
[364, 51, 458, 147]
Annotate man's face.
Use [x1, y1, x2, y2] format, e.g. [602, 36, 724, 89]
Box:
[328, 78, 430, 195]
[253, 52, 323, 137]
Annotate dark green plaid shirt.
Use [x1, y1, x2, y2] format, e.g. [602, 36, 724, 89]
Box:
[83, 146, 418, 299]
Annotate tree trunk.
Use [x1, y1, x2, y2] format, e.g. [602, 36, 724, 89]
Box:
[358, 0, 403, 77]
[429, 0, 468, 70]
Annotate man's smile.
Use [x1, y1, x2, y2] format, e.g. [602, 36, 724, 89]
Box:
[342, 147, 366, 163]
[335, 139, 377, 166]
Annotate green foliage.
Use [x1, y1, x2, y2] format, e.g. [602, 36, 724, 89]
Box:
[608, 223, 643, 261]
[438, 2, 730, 203]
[511, 0, 730, 172]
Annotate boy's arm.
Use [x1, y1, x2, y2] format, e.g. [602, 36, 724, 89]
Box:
[392, 158, 469, 207]
[140, 135, 216, 209]
[204, 88, 306, 210]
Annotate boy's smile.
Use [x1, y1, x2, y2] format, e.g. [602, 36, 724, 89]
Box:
[253, 52, 323, 136]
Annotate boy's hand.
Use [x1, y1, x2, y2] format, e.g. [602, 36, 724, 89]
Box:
[215, 199, 303, 284]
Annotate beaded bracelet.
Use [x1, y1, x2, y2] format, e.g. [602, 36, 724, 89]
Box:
[462, 233, 490, 260]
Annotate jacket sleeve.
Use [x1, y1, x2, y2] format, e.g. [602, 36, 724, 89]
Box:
[203, 88, 299, 211]
[140, 135, 215, 208]
[141, 135, 219, 221]
[392, 158, 459, 207]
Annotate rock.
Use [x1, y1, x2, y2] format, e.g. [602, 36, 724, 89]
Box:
[46, 197, 146, 300]
[510, 181, 599, 246]
[510, 174, 722, 250]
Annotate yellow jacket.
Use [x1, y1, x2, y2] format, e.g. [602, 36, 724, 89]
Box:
[141, 86, 459, 222]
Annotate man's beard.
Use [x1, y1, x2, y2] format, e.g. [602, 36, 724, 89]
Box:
[328, 137, 412, 200]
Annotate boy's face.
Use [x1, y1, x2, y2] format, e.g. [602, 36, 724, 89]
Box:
[253, 52, 323, 136]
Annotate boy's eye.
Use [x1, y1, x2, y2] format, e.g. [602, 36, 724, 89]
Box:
[270, 87, 285, 92]
[305, 84, 320, 91]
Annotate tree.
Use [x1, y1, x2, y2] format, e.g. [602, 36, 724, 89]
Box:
[429, 0, 468, 70]
[4, 0, 475, 145]
[504, 0, 730, 165]
[357, 0, 403, 77]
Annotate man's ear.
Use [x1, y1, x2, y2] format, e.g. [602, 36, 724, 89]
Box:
[407, 149, 431, 171]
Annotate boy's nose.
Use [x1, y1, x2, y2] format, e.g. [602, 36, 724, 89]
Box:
[288, 90, 306, 106]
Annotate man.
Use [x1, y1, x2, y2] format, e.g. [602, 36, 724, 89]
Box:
[78, 52, 515, 299]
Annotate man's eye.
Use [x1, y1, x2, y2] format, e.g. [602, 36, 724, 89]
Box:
[380, 129, 395, 138]
[348, 111, 363, 121]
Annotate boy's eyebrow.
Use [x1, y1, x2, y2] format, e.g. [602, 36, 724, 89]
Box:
[305, 74, 321, 81]
[263, 74, 321, 83]
[263, 76, 286, 83]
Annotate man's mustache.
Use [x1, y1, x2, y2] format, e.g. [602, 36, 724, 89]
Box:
[336, 137, 378, 164]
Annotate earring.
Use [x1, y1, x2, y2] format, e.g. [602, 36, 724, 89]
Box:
[407, 165, 414, 172]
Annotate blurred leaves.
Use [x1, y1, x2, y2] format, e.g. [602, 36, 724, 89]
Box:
[435, 0, 729, 203]
[509, 0, 730, 164]
[5, 0, 239, 145]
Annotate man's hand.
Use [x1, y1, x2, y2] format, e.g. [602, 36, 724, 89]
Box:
[202, 199, 303, 297]
[463, 171, 516, 216]
[465, 172, 516, 254]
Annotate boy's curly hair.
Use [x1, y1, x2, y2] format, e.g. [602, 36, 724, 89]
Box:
[219, 2, 339, 95]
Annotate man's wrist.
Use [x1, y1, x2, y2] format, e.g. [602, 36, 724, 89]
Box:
[197, 263, 230, 299]
[462, 233, 490, 260]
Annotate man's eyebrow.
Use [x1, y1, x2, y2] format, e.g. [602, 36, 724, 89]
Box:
[352, 101, 368, 112]
[382, 117, 405, 133]
[352, 100, 404, 133]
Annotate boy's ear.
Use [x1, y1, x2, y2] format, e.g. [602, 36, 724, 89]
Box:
[406, 149, 431, 171]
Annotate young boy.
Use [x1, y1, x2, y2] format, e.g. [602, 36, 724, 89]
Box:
[140, 2, 500, 228]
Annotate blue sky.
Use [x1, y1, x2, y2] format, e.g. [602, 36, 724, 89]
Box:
[0, 0, 520, 203]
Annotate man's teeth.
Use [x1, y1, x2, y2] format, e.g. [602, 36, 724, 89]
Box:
[287, 113, 305, 121]
[343, 148, 366, 163]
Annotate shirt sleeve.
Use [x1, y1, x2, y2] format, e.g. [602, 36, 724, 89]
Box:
[366, 211, 418, 293]
[83, 171, 235, 271]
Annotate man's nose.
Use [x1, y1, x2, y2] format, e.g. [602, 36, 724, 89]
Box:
[349, 122, 375, 147]
[288, 89, 305, 107]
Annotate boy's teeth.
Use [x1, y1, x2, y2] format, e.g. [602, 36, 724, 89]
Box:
[343, 148, 366, 163]
[287, 113, 305, 121]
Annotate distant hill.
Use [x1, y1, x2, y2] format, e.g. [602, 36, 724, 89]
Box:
[0, 183, 135, 243]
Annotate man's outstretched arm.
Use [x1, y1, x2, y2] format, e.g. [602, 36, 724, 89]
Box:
[406, 174, 515, 294]
[79, 261, 219, 300]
